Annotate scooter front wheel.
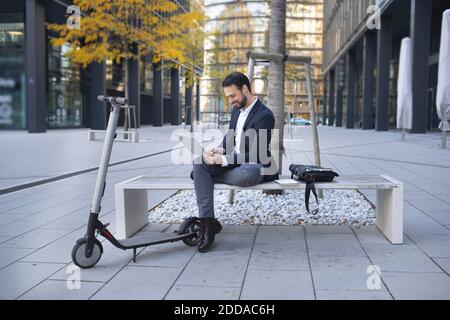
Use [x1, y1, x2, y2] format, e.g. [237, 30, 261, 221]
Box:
[179, 217, 202, 246]
[71, 238, 103, 268]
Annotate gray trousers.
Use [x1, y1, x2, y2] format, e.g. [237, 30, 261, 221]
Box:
[193, 162, 264, 219]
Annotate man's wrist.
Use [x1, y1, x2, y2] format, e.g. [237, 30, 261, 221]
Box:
[221, 155, 228, 167]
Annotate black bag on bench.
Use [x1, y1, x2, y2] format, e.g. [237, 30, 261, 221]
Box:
[289, 164, 339, 215]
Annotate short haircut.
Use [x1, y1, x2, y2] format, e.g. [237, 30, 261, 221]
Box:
[222, 72, 252, 93]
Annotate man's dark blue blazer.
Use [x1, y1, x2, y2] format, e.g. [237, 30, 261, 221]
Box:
[221, 98, 279, 182]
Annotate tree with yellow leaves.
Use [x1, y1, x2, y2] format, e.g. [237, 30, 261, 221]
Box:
[48, 0, 204, 132]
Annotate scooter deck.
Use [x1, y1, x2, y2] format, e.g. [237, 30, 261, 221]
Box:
[117, 232, 194, 248]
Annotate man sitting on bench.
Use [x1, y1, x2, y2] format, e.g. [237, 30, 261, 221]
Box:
[191, 72, 279, 252]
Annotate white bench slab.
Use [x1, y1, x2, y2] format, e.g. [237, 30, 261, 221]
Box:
[114, 175, 403, 244]
[88, 130, 139, 143]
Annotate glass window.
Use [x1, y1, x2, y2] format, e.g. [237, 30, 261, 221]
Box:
[163, 64, 171, 96]
[141, 55, 153, 94]
[0, 22, 25, 129]
[47, 41, 83, 128]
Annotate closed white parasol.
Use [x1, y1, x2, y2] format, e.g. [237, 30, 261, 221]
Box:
[397, 37, 413, 141]
[437, 9, 450, 149]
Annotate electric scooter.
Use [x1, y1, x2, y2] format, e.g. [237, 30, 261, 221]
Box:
[71, 95, 202, 268]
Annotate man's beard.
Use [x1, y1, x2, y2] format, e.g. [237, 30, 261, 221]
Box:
[237, 95, 247, 109]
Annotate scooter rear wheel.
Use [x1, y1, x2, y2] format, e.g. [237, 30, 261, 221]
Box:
[179, 217, 202, 246]
[72, 238, 103, 268]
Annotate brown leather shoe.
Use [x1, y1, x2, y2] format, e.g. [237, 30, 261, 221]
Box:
[198, 218, 222, 252]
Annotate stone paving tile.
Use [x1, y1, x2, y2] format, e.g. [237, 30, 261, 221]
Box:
[165, 285, 240, 300]
[221, 224, 258, 234]
[310, 256, 387, 291]
[0, 235, 12, 244]
[433, 258, 450, 274]
[382, 272, 450, 300]
[133, 241, 196, 268]
[241, 270, 314, 300]
[403, 191, 437, 201]
[255, 226, 305, 242]
[0, 247, 35, 269]
[0, 196, 58, 212]
[0, 194, 24, 205]
[0, 262, 66, 299]
[248, 243, 309, 272]
[361, 238, 442, 273]
[404, 205, 428, 219]
[0, 214, 25, 226]
[38, 210, 92, 230]
[18, 279, 104, 300]
[315, 289, 392, 300]
[352, 225, 392, 245]
[304, 225, 353, 234]
[21, 204, 91, 224]
[306, 233, 366, 257]
[407, 234, 450, 258]
[50, 242, 139, 283]
[248, 229, 309, 271]
[7, 192, 90, 216]
[0, 220, 46, 238]
[19, 229, 84, 264]
[141, 223, 173, 232]
[90, 265, 181, 300]
[423, 210, 450, 226]
[0, 228, 69, 249]
[407, 199, 450, 212]
[404, 216, 450, 236]
[175, 233, 253, 288]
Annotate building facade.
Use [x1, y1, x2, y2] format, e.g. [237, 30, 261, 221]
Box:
[0, 0, 203, 132]
[201, 0, 323, 123]
[322, 0, 450, 132]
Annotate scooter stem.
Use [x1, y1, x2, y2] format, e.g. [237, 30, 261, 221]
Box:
[90, 104, 121, 214]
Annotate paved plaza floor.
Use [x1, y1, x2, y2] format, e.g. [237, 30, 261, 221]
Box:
[0, 125, 449, 300]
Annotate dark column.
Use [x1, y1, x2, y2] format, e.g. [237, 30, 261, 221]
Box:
[152, 62, 163, 126]
[362, 31, 376, 130]
[322, 77, 327, 125]
[170, 67, 180, 125]
[128, 49, 141, 128]
[89, 62, 106, 129]
[195, 80, 200, 122]
[25, 0, 46, 133]
[185, 71, 193, 125]
[335, 60, 345, 127]
[346, 50, 356, 129]
[328, 69, 335, 126]
[375, 16, 392, 131]
[410, 0, 432, 133]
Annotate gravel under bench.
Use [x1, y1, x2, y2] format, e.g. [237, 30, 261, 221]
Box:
[148, 189, 376, 226]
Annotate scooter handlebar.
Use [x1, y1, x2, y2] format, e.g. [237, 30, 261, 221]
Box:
[97, 95, 128, 105]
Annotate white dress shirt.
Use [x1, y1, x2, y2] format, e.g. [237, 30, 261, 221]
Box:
[221, 98, 258, 167]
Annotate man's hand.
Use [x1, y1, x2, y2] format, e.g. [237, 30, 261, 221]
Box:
[211, 147, 225, 155]
[202, 152, 223, 165]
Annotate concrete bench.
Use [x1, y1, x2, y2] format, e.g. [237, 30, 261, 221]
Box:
[88, 130, 139, 143]
[114, 175, 404, 244]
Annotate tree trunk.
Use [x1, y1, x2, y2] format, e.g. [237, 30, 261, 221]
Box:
[268, 0, 286, 175]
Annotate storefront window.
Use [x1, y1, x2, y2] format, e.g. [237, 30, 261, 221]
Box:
[0, 22, 25, 129]
[163, 64, 171, 96]
[141, 55, 153, 94]
[47, 42, 83, 128]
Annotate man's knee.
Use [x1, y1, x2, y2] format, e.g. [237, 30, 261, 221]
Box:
[232, 166, 263, 187]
